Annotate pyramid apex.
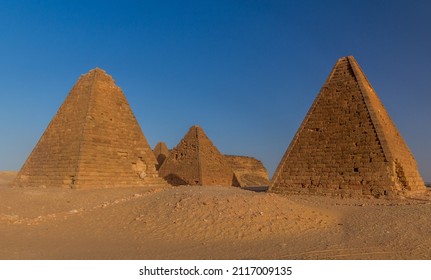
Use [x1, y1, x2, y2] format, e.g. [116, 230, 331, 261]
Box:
[81, 67, 111, 77]
[188, 125, 205, 135]
[79, 68, 115, 83]
[336, 55, 355, 62]
[154, 141, 169, 151]
[84, 67, 107, 75]
[91, 67, 106, 72]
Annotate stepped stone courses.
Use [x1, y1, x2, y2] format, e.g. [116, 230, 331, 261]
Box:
[224, 155, 270, 187]
[14, 68, 166, 188]
[158, 125, 236, 186]
[153, 142, 170, 170]
[270, 56, 425, 198]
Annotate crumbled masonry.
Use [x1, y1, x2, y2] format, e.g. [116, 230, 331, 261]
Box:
[224, 155, 270, 187]
[158, 125, 236, 186]
[153, 142, 170, 170]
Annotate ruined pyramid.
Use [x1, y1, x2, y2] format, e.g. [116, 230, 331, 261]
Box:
[153, 142, 169, 170]
[158, 125, 236, 186]
[224, 155, 270, 187]
[14, 68, 166, 188]
[270, 56, 425, 197]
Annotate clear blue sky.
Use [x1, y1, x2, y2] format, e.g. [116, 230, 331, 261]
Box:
[0, 0, 430, 182]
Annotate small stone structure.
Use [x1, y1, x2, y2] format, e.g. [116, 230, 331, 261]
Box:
[270, 56, 425, 197]
[224, 155, 270, 187]
[158, 125, 236, 186]
[153, 142, 170, 170]
[14, 68, 166, 188]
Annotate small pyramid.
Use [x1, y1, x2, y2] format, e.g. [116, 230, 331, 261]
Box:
[270, 56, 425, 197]
[14, 68, 166, 188]
[158, 125, 236, 186]
[153, 142, 169, 170]
[225, 155, 270, 187]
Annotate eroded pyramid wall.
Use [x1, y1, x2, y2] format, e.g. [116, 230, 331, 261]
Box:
[14, 68, 166, 188]
[153, 142, 170, 170]
[270, 56, 425, 197]
[224, 155, 270, 187]
[158, 126, 235, 186]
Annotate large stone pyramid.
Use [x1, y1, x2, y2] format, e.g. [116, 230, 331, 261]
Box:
[270, 56, 425, 197]
[158, 125, 236, 186]
[14, 68, 166, 188]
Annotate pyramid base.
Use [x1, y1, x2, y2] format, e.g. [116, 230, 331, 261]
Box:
[270, 183, 426, 199]
[12, 175, 168, 189]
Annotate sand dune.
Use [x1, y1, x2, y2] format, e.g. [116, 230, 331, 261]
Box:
[0, 172, 430, 259]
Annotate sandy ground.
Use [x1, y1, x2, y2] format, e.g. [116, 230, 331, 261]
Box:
[0, 171, 16, 186]
[0, 171, 430, 260]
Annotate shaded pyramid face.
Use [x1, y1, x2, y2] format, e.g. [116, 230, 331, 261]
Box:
[270, 56, 425, 197]
[153, 142, 169, 170]
[158, 126, 235, 186]
[14, 68, 166, 188]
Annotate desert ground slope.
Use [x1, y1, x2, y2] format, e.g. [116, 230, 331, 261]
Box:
[0, 171, 430, 259]
[0, 171, 16, 186]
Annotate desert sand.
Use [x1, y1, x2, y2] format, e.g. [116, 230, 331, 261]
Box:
[0, 171, 430, 260]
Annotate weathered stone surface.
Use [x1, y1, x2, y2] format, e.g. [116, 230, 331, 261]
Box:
[153, 142, 169, 170]
[158, 125, 236, 186]
[270, 56, 425, 198]
[224, 155, 269, 187]
[14, 68, 166, 188]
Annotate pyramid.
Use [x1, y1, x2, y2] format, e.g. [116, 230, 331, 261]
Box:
[270, 56, 425, 197]
[14, 68, 166, 188]
[153, 142, 169, 170]
[158, 125, 236, 186]
[224, 155, 270, 187]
